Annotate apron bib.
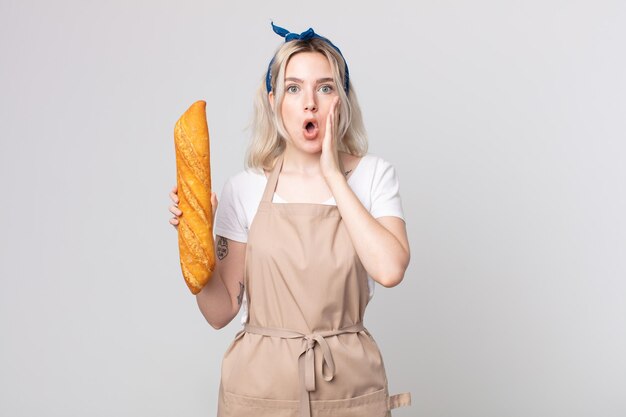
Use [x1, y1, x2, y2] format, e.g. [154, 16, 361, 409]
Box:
[217, 153, 411, 417]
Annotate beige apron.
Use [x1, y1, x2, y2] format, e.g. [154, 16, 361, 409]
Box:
[217, 153, 411, 417]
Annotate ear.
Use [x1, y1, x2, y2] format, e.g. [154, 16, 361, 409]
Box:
[268, 91, 275, 111]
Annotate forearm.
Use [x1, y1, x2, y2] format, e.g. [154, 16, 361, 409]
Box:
[195, 269, 238, 329]
[327, 173, 409, 287]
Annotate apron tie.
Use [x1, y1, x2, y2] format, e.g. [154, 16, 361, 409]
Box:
[243, 322, 365, 417]
[302, 332, 336, 390]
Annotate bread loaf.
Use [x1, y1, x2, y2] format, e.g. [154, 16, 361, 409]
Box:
[174, 100, 215, 294]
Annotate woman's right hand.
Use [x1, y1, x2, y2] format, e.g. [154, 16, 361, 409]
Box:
[169, 185, 182, 229]
[168, 185, 218, 230]
[170, 182, 243, 329]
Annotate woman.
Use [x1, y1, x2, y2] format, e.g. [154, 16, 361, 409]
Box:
[169, 23, 411, 417]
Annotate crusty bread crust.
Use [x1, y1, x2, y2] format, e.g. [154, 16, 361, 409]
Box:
[174, 100, 215, 294]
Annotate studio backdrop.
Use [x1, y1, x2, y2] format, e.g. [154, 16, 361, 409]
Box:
[1, 1, 625, 416]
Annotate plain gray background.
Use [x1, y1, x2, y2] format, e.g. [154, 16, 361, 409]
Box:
[1, 0, 625, 416]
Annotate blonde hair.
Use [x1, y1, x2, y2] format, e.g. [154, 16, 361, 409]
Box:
[245, 37, 368, 171]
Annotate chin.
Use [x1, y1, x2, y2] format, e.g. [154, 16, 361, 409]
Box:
[287, 136, 322, 153]
[302, 140, 323, 153]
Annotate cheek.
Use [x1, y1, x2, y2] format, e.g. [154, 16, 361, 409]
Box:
[319, 95, 337, 113]
[280, 100, 298, 123]
[281, 114, 300, 137]
[281, 110, 296, 127]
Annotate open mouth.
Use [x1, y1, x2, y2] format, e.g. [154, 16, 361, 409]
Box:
[302, 120, 319, 139]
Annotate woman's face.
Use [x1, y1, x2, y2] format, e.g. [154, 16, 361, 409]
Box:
[277, 51, 339, 154]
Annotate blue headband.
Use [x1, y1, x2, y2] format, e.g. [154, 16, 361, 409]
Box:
[265, 22, 350, 94]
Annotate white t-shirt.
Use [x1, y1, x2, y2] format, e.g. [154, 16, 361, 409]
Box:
[213, 153, 405, 324]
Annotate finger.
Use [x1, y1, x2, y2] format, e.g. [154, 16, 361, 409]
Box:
[332, 97, 340, 145]
[211, 192, 218, 220]
[170, 191, 179, 204]
[326, 110, 332, 134]
[323, 112, 333, 152]
[331, 96, 339, 115]
[169, 217, 179, 226]
[169, 205, 182, 216]
[326, 100, 334, 134]
[327, 107, 335, 148]
[330, 97, 340, 128]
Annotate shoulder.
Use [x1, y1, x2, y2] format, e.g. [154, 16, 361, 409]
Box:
[350, 153, 398, 182]
[218, 168, 266, 213]
[364, 153, 395, 169]
[222, 167, 267, 198]
[214, 168, 266, 242]
[226, 167, 266, 187]
[357, 154, 405, 220]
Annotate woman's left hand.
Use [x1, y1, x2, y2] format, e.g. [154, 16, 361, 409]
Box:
[320, 97, 343, 182]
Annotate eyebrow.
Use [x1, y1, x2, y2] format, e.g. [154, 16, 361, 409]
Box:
[284, 77, 335, 84]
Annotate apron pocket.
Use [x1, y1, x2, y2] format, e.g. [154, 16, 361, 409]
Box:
[219, 385, 391, 417]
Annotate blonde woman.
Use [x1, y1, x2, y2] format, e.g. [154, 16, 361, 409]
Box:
[168, 23, 411, 417]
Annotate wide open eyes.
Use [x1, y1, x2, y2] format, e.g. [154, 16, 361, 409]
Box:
[319, 84, 334, 94]
[284, 84, 335, 94]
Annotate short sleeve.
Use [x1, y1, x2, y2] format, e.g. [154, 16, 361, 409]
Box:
[370, 158, 405, 221]
[213, 177, 249, 243]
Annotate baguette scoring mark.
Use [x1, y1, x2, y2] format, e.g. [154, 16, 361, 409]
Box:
[179, 220, 210, 269]
[217, 236, 229, 260]
[179, 174, 209, 225]
[174, 122, 211, 189]
[180, 261, 201, 293]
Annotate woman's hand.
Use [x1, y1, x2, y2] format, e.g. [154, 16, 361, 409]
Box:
[320, 97, 343, 183]
[168, 185, 182, 229]
[168, 185, 218, 229]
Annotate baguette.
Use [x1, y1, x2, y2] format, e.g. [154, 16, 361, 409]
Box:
[173, 100, 215, 294]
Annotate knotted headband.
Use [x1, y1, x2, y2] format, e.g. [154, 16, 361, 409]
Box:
[265, 22, 350, 94]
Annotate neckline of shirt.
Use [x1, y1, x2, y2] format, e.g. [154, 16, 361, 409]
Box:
[265, 154, 370, 205]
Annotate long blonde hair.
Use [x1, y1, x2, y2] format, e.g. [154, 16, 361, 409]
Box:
[245, 37, 368, 171]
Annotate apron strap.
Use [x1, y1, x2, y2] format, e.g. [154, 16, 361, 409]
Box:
[388, 392, 412, 409]
[243, 322, 365, 417]
[261, 152, 284, 203]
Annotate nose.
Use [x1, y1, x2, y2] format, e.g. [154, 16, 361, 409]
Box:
[304, 92, 317, 112]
